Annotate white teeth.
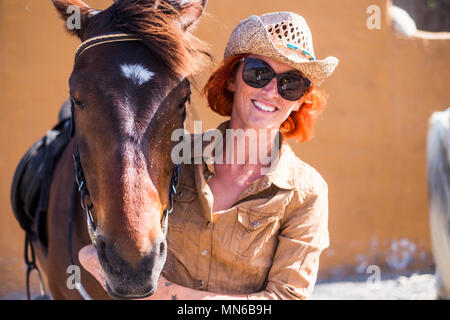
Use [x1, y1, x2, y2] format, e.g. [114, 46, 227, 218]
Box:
[253, 100, 277, 112]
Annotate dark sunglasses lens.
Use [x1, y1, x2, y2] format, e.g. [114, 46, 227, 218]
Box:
[278, 74, 311, 101]
[242, 59, 274, 88]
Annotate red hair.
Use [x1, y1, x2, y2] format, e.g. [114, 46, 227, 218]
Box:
[202, 54, 328, 142]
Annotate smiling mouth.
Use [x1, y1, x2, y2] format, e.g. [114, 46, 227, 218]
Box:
[252, 99, 278, 113]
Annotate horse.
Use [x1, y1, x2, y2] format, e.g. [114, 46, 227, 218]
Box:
[27, 0, 211, 300]
[427, 106, 450, 300]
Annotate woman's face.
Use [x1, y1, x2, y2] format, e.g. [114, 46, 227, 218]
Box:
[228, 54, 307, 131]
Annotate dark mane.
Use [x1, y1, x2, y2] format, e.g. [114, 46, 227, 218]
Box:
[101, 0, 212, 77]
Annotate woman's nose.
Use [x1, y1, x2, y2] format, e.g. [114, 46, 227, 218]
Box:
[261, 78, 278, 96]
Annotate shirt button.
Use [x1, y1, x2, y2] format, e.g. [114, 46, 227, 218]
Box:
[201, 249, 208, 256]
[252, 221, 260, 227]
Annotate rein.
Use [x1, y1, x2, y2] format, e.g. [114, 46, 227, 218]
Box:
[67, 33, 182, 300]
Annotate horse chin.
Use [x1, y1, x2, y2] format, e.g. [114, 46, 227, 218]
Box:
[105, 281, 156, 300]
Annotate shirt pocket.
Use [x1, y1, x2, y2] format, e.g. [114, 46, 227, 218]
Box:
[231, 207, 282, 258]
[168, 184, 196, 233]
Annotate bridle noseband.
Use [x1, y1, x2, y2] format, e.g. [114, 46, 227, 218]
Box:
[68, 33, 183, 299]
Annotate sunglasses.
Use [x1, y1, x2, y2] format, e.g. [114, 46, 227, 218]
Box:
[241, 57, 311, 101]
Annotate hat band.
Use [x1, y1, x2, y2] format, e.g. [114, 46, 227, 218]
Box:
[286, 44, 315, 61]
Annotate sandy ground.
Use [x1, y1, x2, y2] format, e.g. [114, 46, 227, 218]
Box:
[310, 272, 438, 300]
[1, 272, 439, 300]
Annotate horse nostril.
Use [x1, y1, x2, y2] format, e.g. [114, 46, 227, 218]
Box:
[96, 237, 106, 258]
[95, 236, 112, 266]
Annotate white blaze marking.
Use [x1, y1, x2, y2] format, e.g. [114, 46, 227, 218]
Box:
[120, 64, 154, 85]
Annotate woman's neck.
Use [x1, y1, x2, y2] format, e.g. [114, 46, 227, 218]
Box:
[222, 118, 280, 168]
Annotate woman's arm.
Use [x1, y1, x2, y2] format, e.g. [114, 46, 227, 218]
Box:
[247, 178, 329, 300]
[145, 276, 247, 300]
[78, 244, 248, 300]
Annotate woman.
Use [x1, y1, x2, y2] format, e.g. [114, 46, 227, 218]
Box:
[80, 11, 339, 300]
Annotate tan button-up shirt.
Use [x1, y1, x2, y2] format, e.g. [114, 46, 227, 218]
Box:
[162, 121, 329, 300]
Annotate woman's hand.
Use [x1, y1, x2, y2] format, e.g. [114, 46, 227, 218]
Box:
[77, 244, 189, 300]
[78, 244, 107, 291]
[78, 244, 247, 300]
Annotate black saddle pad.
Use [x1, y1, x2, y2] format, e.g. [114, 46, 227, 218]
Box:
[10, 118, 72, 245]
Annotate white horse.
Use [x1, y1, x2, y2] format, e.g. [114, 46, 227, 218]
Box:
[427, 106, 450, 299]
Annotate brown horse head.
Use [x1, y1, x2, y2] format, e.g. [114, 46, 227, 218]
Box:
[52, 0, 210, 299]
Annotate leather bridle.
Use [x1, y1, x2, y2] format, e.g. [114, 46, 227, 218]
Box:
[68, 33, 183, 299]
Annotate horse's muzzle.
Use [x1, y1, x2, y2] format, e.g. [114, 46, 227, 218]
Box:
[95, 234, 167, 300]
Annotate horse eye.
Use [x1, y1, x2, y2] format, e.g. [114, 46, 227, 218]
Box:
[71, 97, 85, 109]
[178, 95, 190, 110]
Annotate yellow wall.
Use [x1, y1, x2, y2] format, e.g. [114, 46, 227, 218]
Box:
[1, 0, 449, 297]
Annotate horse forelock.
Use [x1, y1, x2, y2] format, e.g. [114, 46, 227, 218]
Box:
[92, 0, 212, 78]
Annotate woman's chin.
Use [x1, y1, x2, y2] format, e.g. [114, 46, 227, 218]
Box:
[244, 116, 280, 130]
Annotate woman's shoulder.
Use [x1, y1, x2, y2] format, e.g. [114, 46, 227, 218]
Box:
[281, 143, 328, 201]
[278, 145, 328, 225]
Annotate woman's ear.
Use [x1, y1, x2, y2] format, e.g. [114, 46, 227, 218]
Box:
[293, 97, 306, 112]
[225, 76, 235, 92]
[294, 91, 313, 111]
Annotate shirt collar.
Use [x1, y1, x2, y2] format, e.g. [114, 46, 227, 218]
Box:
[194, 120, 298, 190]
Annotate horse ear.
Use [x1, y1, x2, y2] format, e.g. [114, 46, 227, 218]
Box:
[177, 0, 208, 31]
[51, 0, 94, 39]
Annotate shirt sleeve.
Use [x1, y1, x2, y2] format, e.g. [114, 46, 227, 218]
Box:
[247, 178, 329, 300]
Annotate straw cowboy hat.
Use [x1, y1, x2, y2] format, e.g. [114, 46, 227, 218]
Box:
[225, 12, 339, 86]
